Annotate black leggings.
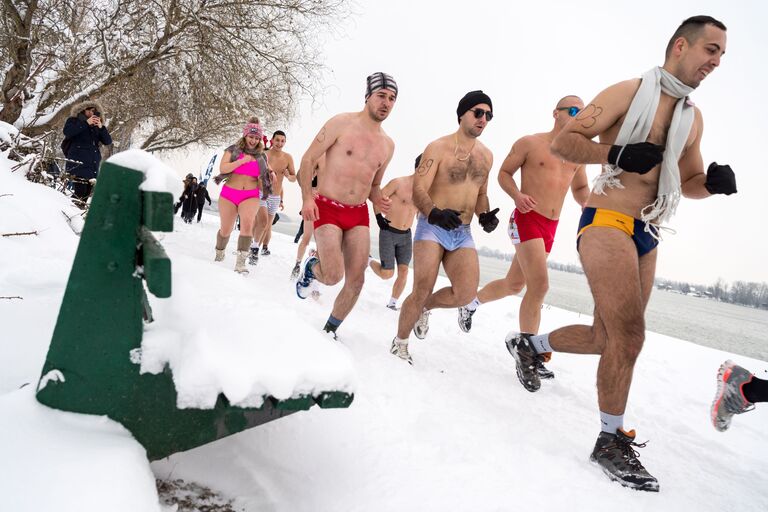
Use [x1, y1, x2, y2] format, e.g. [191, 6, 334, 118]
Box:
[744, 375, 768, 404]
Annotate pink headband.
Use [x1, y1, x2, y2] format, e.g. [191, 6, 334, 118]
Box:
[243, 123, 263, 139]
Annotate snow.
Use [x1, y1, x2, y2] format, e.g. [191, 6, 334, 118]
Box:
[0, 120, 19, 146]
[1, 155, 767, 511]
[0, 387, 164, 512]
[107, 149, 183, 196]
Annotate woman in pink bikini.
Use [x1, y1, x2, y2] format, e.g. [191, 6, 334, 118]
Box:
[214, 117, 268, 274]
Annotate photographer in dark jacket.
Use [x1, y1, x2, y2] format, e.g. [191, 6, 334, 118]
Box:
[62, 100, 112, 203]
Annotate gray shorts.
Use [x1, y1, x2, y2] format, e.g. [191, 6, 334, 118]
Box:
[379, 228, 413, 269]
[260, 194, 280, 215]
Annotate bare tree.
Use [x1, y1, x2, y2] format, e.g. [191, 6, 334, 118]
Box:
[1, 0, 349, 149]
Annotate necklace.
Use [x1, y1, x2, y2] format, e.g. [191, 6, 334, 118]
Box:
[454, 133, 475, 162]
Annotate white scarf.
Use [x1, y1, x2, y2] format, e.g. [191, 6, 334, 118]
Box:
[593, 67, 695, 227]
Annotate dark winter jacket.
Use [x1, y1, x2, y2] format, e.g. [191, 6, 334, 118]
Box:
[195, 185, 211, 207]
[63, 101, 112, 180]
[180, 182, 199, 212]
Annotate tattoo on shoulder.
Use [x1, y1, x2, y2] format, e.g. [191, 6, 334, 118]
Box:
[576, 104, 603, 129]
[416, 158, 434, 176]
[315, 127, 326, 143]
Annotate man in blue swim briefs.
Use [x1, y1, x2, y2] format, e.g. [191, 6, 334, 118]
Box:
[504, 16, 737, 491]
[390, 90, 500, 365]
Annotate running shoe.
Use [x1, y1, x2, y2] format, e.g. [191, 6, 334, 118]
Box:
[296, 255, 319, 299]
[261, 246, 271, 256]
[390, 338, 413, 365]
[505, 332, 541, 392]
[413, 308, 431, 340]
[535, 360, 555, 380]
[248, 247, 259, 266]
[457, 306, 475, 333]
[590, 429, 659, 492]
[711, 360, 755, 432]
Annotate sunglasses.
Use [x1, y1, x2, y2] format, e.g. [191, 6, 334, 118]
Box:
[470, 108, 493, 121]
[557, 106, 581, 117]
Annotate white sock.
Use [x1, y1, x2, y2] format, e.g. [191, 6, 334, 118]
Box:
[529, 333, 553, 353]
[387, 297, 397, 308]
[600, 411, 624, 434]
[465, 297, 482, 311]
[250, 242, 259, 250]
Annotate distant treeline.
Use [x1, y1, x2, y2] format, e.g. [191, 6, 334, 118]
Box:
[477, 246, 768, 310]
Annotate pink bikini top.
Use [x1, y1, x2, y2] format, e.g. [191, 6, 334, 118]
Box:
[231, 154, 260, 178]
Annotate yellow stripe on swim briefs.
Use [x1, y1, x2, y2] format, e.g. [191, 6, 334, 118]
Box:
[579, 208, 635, 238]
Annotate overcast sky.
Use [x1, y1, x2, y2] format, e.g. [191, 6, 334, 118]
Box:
[169, 0, 766, 285]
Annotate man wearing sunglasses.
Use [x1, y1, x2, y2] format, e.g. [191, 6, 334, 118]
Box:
[458, 96, 590, 382]
[505, 16, 736, 492]
[390, 90, 499, 364]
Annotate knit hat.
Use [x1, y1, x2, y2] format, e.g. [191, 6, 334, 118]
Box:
[365, 72, 398, 99]
[243, 122, 264, 139]
[456, 90, 493, 123]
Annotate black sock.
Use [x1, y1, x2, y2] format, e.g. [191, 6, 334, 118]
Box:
[743, 375, 768, 404]
[323, 315, 342, 333]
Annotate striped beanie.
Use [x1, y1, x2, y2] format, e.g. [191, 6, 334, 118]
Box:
[365, 72, 398, 99]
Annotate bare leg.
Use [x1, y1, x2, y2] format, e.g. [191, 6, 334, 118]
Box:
[425, 248, 479, 310]
[312, 224, 345, 285]
[477, 254, 526, 304]
[251, 206, 268, 245]
[514, 239, 549, 334]
[397, 241, 442, 339]
[218, 197, 239, 238]
[296, 220, 314, 262]
[236, 198, 260, 235]
[549, 228, 655, 415]
[329, 226, 370, 321]
[369, 260, 395, 280]
[391, 264, 409, 300]
[259, 214, 275, 246]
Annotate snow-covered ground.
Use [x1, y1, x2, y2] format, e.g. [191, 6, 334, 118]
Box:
[1, 155, 767, 511]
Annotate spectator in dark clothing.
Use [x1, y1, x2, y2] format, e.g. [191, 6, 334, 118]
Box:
[195, 183, 212, 222]
[179, 177, 199, 223]
[62, 100, 112, 204]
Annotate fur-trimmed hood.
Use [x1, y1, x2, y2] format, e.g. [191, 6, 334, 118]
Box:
[70, 100, 105, 118]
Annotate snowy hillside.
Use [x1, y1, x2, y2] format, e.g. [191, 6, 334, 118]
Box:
[1, 156, 767, 511]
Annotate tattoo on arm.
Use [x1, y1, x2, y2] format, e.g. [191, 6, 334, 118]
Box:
[416, 158, 434, 176]
[315, 127, 326, 143]
[576, 104, 603, 129]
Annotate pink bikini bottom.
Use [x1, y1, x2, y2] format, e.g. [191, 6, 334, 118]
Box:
[220, 185, 260, 206]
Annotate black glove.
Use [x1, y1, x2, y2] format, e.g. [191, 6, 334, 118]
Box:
[478, 207, 500, 233]
[375, 213, 391, 231]
[704, 162, 737, 195]
[607, 142, 664, 174]
[427, 207, 462, 230]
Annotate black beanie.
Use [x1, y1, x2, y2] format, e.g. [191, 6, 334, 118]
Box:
[456, 90, 492, 123]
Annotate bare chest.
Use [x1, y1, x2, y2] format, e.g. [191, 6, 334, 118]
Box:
[442, 155, 488, 185]
[330, 134, 389, 173]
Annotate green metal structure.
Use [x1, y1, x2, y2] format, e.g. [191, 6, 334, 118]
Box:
[36, 161, 353, 460]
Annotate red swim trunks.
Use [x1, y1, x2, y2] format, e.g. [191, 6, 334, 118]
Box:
[314, 194, 369, 231]
[509, 209, 559, 253]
